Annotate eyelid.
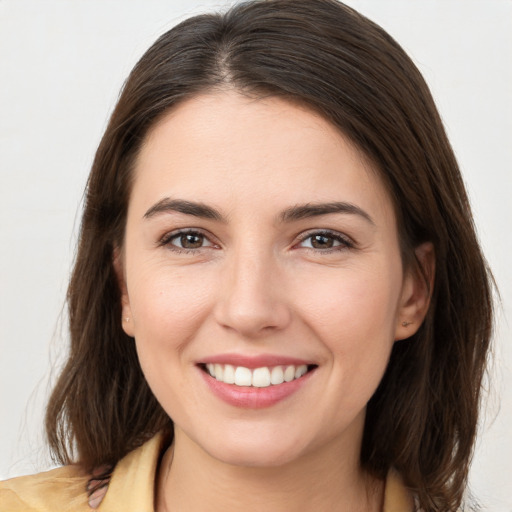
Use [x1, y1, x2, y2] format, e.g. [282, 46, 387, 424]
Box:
[294, 229, 355, 250]
[158, 228, 219, 250]
[157, 227, 355, 253]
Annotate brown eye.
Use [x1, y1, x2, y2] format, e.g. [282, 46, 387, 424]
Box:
[310, 234, 335, 249]
[179, 233, 204, 249]
[298, 231, 353, 251]
[161, 230, 215, 251]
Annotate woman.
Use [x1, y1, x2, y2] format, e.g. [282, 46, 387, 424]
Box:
[0, 0, 494, 510]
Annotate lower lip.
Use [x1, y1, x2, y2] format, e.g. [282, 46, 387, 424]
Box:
[199, 367, 315, 409]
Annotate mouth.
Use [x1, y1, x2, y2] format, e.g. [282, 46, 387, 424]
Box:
[198, 363, 318, 388]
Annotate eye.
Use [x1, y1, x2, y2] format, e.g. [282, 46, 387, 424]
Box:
[160, 230, 216, 252]
[297, 231, 354, 251]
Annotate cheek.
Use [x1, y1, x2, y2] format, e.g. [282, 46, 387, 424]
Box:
[127, 265, 213, 372]
[130, 262, 211, 325]
[297, 262, 401, 335]
[294, 263, 401, 397]
[127, 267, 216, 421]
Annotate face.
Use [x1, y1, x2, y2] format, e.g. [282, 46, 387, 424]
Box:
[118, 91, 428, 468]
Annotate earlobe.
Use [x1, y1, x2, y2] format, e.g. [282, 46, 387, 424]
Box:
[395, 242, 435, 341]
[113, 247, 134, 337]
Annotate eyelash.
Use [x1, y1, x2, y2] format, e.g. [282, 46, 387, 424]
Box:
[158, 229, 355, 254]
[295, 230, 355, 252]
[158, 229, 216, 254]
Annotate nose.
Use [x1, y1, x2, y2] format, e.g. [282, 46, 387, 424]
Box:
[213, 247, 292, 338]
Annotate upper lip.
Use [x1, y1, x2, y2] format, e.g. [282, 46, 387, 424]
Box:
[198, 353, 314, 369]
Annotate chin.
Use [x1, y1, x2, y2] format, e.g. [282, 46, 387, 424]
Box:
[193, 425, 311, 468]
[210, 443, 304, 468]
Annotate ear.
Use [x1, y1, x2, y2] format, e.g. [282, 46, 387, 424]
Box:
[113, 247, 135, 337]
[395, 242, 435, 341]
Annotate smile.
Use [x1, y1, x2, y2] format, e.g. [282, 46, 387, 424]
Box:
[205, 363, 311, 388]
[198, 358, 317, 408]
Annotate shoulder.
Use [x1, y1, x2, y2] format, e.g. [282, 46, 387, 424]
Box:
[0, 465, 89, 512]
[0, 432, 168, 512]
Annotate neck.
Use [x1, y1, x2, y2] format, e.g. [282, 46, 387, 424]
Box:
[156, 427, 384, 512]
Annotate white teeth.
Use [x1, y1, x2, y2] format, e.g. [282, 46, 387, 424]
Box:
[252, 367, 271, 387]
[206, 363, 311, 387]
[223, 364, 235, 384]
[295, 364, 307, 379]
[214, 363, 224, 381]
[234, 366, 252, 386]
[270, 366, 284, 385]
[284, 365, 295, 382]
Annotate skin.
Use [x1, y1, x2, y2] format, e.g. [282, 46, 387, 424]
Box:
[117, 91, 432, 511]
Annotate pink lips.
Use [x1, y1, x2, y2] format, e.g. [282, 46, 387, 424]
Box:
[197, 353, 316, 409]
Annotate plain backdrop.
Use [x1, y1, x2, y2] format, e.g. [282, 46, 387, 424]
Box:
[1, 0, 511, 509]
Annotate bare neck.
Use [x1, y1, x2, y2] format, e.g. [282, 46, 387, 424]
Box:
[155, 428, 384, 512]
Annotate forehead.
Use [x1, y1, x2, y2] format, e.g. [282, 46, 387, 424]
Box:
[131, 91, 394, 224]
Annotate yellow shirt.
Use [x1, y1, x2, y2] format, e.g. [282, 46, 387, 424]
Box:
[0, 434, 414, 511]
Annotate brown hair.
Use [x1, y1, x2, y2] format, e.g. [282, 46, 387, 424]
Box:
[45, 1, 494, 510]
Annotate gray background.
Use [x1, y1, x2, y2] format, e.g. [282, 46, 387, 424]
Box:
[1, 1, 511, 509]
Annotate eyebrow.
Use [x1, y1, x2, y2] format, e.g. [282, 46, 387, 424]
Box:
[143, 197, 374, 226]
[279, 202, 375, 225]
[144, 198, 223, 221]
